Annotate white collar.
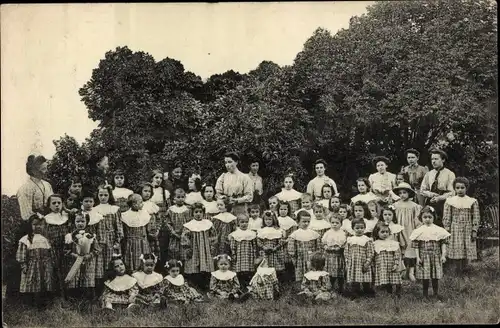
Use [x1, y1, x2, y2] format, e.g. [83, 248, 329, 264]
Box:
[364, 219, 379, 232]
[276, 189, 302, 202]
[44, 212, 69, 225]
[169, 205, 189, 214]
[309, 218, 331, 231]
[303, 271, 329, 281]
[185, 192, 204, 205]
[202, 200, 219, 214]
[19, 234, 51, 249]
[248, 217, 263, 230]
[113, 187, 133, 199]
[132, 271, 163, 289]
[183, 219, 213, 232]
[121, 209, 151, 227]
[351, 193, 378, 203]
[142, 201, 159, 214]
[388, 222, 404, 234]
[373, 239, 400, 253]
[289, 229, 320, 242]
[105, 274, 137, 291]
[229, 228, 256, 241]
[164, 274, 185, 286]
[322, 228, 347, 246]
[445, 195, 476, 209]
[254, 266, 275, 276]
[257, 227, 283, 240]
[347, 235, 371, 246]
[211, 270, 236, 281]
[213, 212, 237, 224]
[81, 208, 103, 225]
[278, 216, 297, 231]
[410, 224, 451, 241]
[93, 204, 120, 215]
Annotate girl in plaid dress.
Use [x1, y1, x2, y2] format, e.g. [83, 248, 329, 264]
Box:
[339, 204, 355, 236]
[293, 193, 316, 221]
[212, 197, 237, 255]
[44, 194, 71, 297]
[410, 206, 450, 300]
[275, 174, 302, 217]
[287, 210, 320, 283]
[379, 205, 407, 275]
[181, 203, 217, 291]
[163, 259, 204, 304]
[248, 258, 280, 300]
[64, 212, 101, 300]
[121, 194, 154, 272]
[367, 200, 381, 223]
[229, 214, 258, 288]
[317, 184, 334, 211]
[345, 218, 375, 298]
[166, 188, 191, 262]
[443, 177, 480, 274]
[151, 169, 171, 215]
[201, 184, 219, 220]
[16, 214, 56, 308]
[328, 196, 341, 214]
[111, 169, 134, 213]
[322, 216, 347, 295]
[257, 211, 286, 281]
[393, 182, 422, 282]
[298, 252, 332, 302]
[208, 254, 247, 300]
[186, 176, 204, 206]
[277, 201, 298, 284]
[138, 182, 161, 259]
[350, 178, 378, 207]
[352, 201, 378, 238]
[247, 204, 263, 231]
[94, 184, 124, 291]
[100, 255, 139, 310]
[131, 253, 164, 306]
[372, 223, 402, 297]
[309, 204, 331, 238]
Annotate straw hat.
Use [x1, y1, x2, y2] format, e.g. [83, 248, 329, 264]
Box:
[393, 182, 416, 198]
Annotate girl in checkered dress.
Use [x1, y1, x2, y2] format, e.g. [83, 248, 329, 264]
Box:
[322, 216, 347, 295]
[345, 218, 375, 297]
[275, 174, 302, 217]
[166, 188, 191, 262]
[201, 184, 219, 220]
[393, 182, 422, 282]
[247, 204, 263, 231]
[111, 169, 134, 213]
[277, 201, 298, 284]
[328, 196, 341, 215]
[64, 212, 101, 300]
[150, 169, 171, 217]
[131, 253, 164, 306]
[351, 201, 378, 238]
[121, 194, 154, 272]
[44, 194, 71, 296]
[163, 259, 204, 304]
[287, 210, 320, 283]
[138, 182, 161, 259]
[366, 200, 381, 236]
[317, 184, 334, 211]
[212, 197, 237, 255]
[379, 205, 407, 275]
[443, 177, 480, 274]
[257, 211, 286, 280]
[229, 214, 258, 288]
[94, 184, 124, 291]
[298, 252, 332, 302]
[339, 204, 354, 236]
[181, 202, 217, 291]
[294, 193, 316, 221]
[186, 175, 204, 206]
[208, 254, 247, 300]
[372, 223, 402, 297]
[100, 255, 139, 310]
[16, 214, 56, 307]
[309, 204, 331, 238]
[410, 206, 450, 300]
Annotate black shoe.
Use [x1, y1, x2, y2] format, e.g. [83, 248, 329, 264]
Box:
[239, 292, 251, 302]
[228, 293, 235, 301]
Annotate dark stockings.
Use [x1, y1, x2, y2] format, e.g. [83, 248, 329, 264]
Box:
[422, 279, 439, 297]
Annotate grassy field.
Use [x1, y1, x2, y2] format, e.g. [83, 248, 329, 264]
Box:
[3, 247, 500, 327]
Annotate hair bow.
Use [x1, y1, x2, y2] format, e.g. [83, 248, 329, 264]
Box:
[164, 261, 170, 269]
[388, 205, 396, 211]
[139, 254, 145, 262]
[177, 260, 183, 267]
[201, 183, 207, 188]
[428, 206, 435, 213]
[190, 173, 201, 180]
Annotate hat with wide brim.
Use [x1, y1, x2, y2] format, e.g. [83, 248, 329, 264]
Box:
[393, 182, 416, 198]
[372, 156, 391, 166]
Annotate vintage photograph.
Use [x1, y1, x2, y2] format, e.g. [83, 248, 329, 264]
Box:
[1, 1, 498, 326]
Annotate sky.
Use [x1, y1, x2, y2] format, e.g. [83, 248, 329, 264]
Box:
[1, 2, 373, 195]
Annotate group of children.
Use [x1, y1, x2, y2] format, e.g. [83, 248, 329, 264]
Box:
[16, 169, 480, 309]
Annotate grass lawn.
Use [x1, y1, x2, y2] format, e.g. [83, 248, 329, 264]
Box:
[3, 247, 500, 327]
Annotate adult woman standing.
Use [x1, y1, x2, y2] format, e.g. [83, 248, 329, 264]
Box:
[6, 155, 54, 302]
[401, 148, 429, 206]
[368, 156, 399, 206]
[164, 163, 188, 197]
[306, 159, 340, 201]
[215, 152, 254, 215]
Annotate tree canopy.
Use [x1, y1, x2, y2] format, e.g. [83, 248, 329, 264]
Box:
[48, 0, 497, 205]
